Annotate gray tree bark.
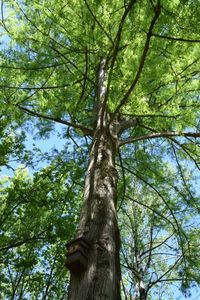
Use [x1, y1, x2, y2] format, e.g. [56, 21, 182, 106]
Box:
[67, 59, 121, 300]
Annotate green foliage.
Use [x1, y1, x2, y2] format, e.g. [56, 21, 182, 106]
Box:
[0, 155, 83, 299]
[0, 0, 200, 299]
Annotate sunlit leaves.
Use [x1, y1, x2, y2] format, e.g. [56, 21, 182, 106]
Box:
[0, 158, 82, 299]
[0, 0, 200, 299]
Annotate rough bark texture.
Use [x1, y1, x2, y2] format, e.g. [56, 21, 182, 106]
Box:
[67, 59, 121, 300]
[67, 127, 121, 300]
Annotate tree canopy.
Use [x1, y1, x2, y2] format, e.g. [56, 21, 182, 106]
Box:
[0, 0, 200, 299]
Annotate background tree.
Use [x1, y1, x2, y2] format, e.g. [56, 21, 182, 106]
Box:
[0, 0, 200, 299]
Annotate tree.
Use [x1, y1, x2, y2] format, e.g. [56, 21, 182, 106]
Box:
[119, 182, 200, 299]
[0, 0, 200, 299]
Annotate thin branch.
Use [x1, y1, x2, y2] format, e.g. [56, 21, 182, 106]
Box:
[0, 198, 26, 227]
[123, 164, 188, 243]
[171, 142, 194, 200]
[49, 45, 96, 86]
[125, 163, 189, 275]
[66, 127, 80, 148]
[1, 0, 9, 33]
[117, 149, 126, 212]
[0, 62, 65, 71]
[0, 226, 53, 252]
[120, 113, 180, 119]
[17, 105, 93, 135]
[118, 131, 200, 147]
[152, 33, 200, 43]
[11, 254, 30, 299]
[121, 246, 138, 276]
[8, 66, 56, 104]
[170, 138, 200, 171]
[141, 233, 175, 257]
[83, 0, 113, 44]
[0, 83, 71, 90]
[43, 248, 59, 300]
[113, 3, 161, 115]
[121, 278, 128, 300]
[79, 46, 89, 101]
[147, 256, 182, 290]
[123, 194, 176, 232]
[145, 225, 154, 272]
[106, 0, 137, 116]
[16, 3, 96, 87]
[157, 278, 185, 282]
[117, 115, 139, 134]
[178, 58, 200, 76]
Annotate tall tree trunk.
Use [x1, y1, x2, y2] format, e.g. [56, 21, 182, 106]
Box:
[67, 127, 121, 300]
[67, 59, 121, 300]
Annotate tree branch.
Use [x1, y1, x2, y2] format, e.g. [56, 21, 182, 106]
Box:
[152, 33, 200, 43]
[124, 194, 176, 233]
[0, 227, 52, 252]
[16, 3, 96, 87]
[0, 83, 71, 90]
[0, 62, 65, 70]
[147, 256, 182, 290]
[17, 105, 93, 135]
[113, 3, 161, 115]
[170, 138, 200, 171]
[83, 0, 113, 44]
[141, 233, 175, 257]
[118, 131, 200, 147]
[1, 0, 9, 33]
[106, 0, 137, 116]
[123, 164, 188, 244]
[145, 225, 154, 272]
[117, 149, 126, 212]
[117, 115, 139, 134]
[171, 142, 194, 201]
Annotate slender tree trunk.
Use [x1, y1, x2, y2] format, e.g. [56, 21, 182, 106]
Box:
[67, 59, 121, 299]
